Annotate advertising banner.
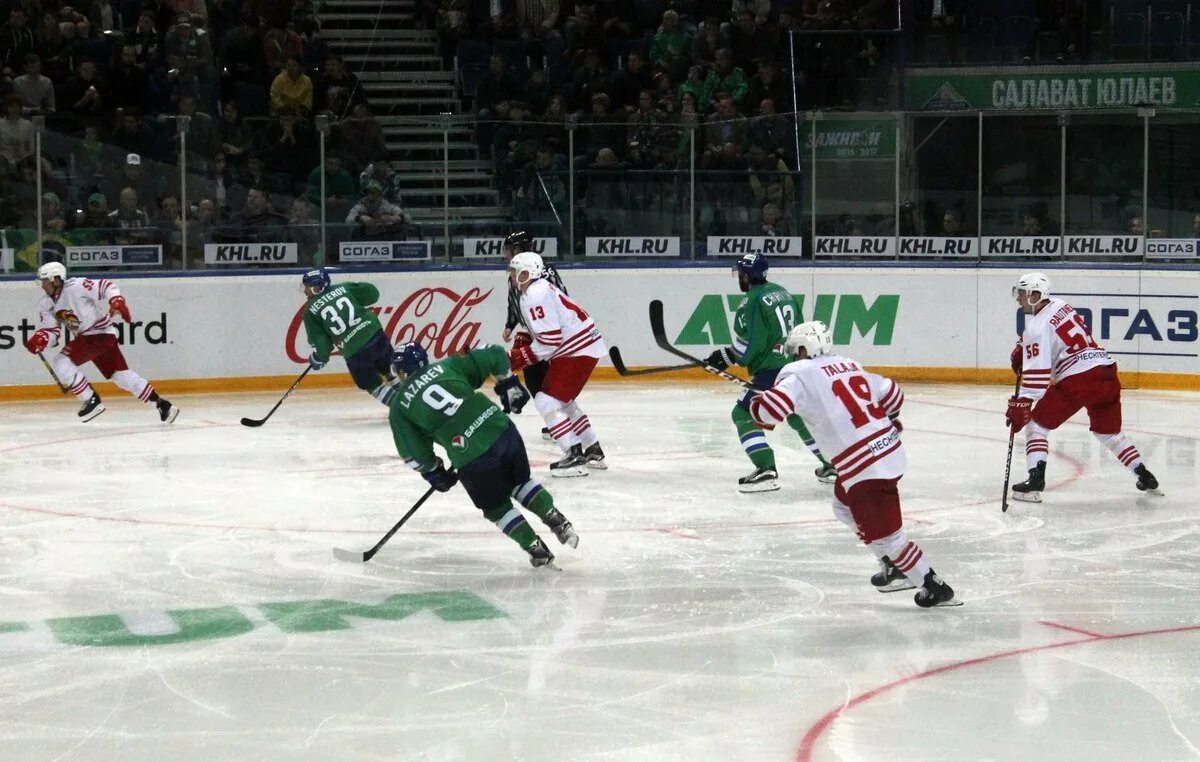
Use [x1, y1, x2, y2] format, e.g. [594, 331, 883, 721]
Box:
[204, 243, 298, 265]
[65, 244, 162, 268]
[898, 237, 978, 257]
[1145, 239, 1197, 259]
[462, 237, 559, 258]
[800, 117, 897, 159]
[706, 236, 806, 257]
[980, 236, 1062, 257]
[1063, 236, 1143, 258]
[907, 64, 1200, 111]
[585, 237, 680, 257]
[337, 241, 431, 262]
[814, 237, 897, 257]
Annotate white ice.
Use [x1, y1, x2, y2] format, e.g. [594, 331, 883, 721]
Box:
[1, 381, 1198, 762]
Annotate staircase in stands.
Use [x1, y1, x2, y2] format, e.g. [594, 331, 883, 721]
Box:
[318, 0, 508, 247]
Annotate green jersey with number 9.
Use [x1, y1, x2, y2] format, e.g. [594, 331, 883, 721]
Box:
[302, 282, 385, 362]
[389, 345, 514, 471]
[733, 281, 798, 374]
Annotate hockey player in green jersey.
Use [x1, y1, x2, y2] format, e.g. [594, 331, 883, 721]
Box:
[388, 341, 579, 567]
[703, 253, 837, 492]
[301, 268, 398, 407]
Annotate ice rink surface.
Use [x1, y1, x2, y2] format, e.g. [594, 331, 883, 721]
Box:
[1, 380, 1198, 762]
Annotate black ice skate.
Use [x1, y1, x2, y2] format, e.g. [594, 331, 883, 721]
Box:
[549, 444, 589, 478]
[738, 467, 780, 493]
[541, 427, 552, 441]
[543, 509, 579, 548]
[526, 537, 557, 568]
[77, 393, 105, 422]
[156, 397, 180, 424]
[871, 556, 915, 593]
[914, 569, 962, 608]
[583, 442, 607, 470]
[814, 463, 837, 484]
[1135, 464, 1163, 496]
[1011, 461, 1046, 503]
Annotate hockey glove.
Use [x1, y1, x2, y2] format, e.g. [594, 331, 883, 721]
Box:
[704, 348, 736, 371]
[422, 459, 458, 492]
[509, 344, 537, 373]
[889, 412, 903, 433]
[108, 295, 131, 322]
[1010, 341, 1022, 375]
[308, 352, 328, 371]
[1006, 395, 1033, 433]
[25, 329, 50, 354]
[494, 374, 530, 414]
[512, 331, 533, 349]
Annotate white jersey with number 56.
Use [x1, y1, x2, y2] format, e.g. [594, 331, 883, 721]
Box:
[751, 354, 906, 489]
[1019, 297, 1114, 401]
[519, 278, 607, 361]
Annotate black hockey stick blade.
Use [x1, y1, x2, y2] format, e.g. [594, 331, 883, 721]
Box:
[608, 346, 697, 377]
[333, 485, 436, 563]
[241, 366, 311, 427]
[648, 300, 755, 391]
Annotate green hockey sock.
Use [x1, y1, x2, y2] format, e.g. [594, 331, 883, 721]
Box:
[786, 414, 830, 466]
[482, 502, 537, 548]
[511, 479, 554, 519]
[732, 404, 775, 469]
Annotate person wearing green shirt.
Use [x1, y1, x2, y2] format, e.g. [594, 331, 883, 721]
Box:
[704, 253, 837, 492]
[388, 342, 579, 568]
[301, 268, 397, 406]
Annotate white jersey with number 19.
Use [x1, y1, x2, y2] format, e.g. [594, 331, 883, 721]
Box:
[1019, 297, 1114, 402]
[750, 354, 906, 489]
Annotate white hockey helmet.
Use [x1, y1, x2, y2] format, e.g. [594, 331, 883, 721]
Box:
[36, 261, 67, 283]
[1013, 272, 1050, 300]
[785, 321, 833, 359]
[507, 251, 545, 284]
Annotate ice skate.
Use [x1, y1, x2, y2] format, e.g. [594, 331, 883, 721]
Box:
[156, 397, 180, 424]
[871, 557, 915, 592]
[1135, 464, 1163, 496]
[543, 509, 579, 548]
[814, 463, 836, 484]
[583, 442, 607, 470]
[738, 467, 779, 493]
[1011, 461, 1046, 503]
[77, 393, 105, 422]
[526, 537, 557, 568]
[914, 569, 962, 608]
[541, 427, 552, 441]
[549, 444, 588, 478]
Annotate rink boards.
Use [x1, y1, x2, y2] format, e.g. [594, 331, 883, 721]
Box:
[0, 265, 1196, 398]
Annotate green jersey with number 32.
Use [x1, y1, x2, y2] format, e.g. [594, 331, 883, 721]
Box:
[302, 282, 384, 362]
[733, 282, 797, 374]
[389, 345, 513, 471]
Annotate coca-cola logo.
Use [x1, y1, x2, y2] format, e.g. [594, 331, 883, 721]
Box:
[285, 286, 493, 363]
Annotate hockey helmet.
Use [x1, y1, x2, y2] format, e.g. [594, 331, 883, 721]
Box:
[302, 268, 332, 291]
[508, 251, 545, 284]
[503, 230, 534, 256]
[785, 321, 833, 359]
[36, 261, 67, 283]
[734, 252, 769, 282]
[392, 343, 429, 377]
[1012, 272, 1050, 301]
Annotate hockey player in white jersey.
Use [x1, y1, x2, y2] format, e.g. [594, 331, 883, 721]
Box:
[24, 262, 179, 423]
[507, 251, 606, 477]
[749, 321, 960, 608]
[1006, 272, 1160, 502]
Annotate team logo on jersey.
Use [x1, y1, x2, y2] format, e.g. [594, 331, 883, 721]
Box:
[451, 435, 466, 450]
[54, 309, 80, 330]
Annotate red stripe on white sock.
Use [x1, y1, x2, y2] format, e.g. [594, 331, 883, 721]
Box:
[893, 542, 917, 570]
[549, 420, 574, 440]
[897, 548, 923, 573]
[572, 416, 590, 434]
[139, 385, 155, 402]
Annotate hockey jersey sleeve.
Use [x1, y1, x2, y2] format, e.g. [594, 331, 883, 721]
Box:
[505, 283, 522, 331]
[35, 300, 62, 347]
[729, 297, 755, 367]
[388, 404, 438, 473]
[1018, 321, 1052, 401]
[302, 307, 334, 363]
[452, 345, 512, 388]
[749, 368, 805, 426]
[344, 282, 380, 307]
[874, 374, 904, 418]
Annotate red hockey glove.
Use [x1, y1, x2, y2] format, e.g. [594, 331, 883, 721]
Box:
[25, 329, 50, 354]
[108, 295, 131, 321]
[1006, 395, 1033, 433]
[1010, 341, 1022, 375]
[509, 344, 537, 373]
[512, 332, 533, 350]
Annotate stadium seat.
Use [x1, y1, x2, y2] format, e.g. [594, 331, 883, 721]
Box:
[493, 39, 530, 81]
[455, 40, 491, 101]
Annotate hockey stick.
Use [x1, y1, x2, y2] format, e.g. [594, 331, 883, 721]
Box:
[240, 366, 311, 427]
[608, 346, 698, 377]
[38, 352, 69, 394]
[648, 300, 756, 391]
[1000, 373, 1023, 513]
[332, 485, 436, 563]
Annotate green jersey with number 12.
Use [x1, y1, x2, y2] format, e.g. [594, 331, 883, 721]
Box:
[302, 282, 384, 362]
[733, 281, 796, 374]
[389, 345, 513, 472]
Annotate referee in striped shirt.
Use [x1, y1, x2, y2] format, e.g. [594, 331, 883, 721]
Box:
[502, 230, 565, 439]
